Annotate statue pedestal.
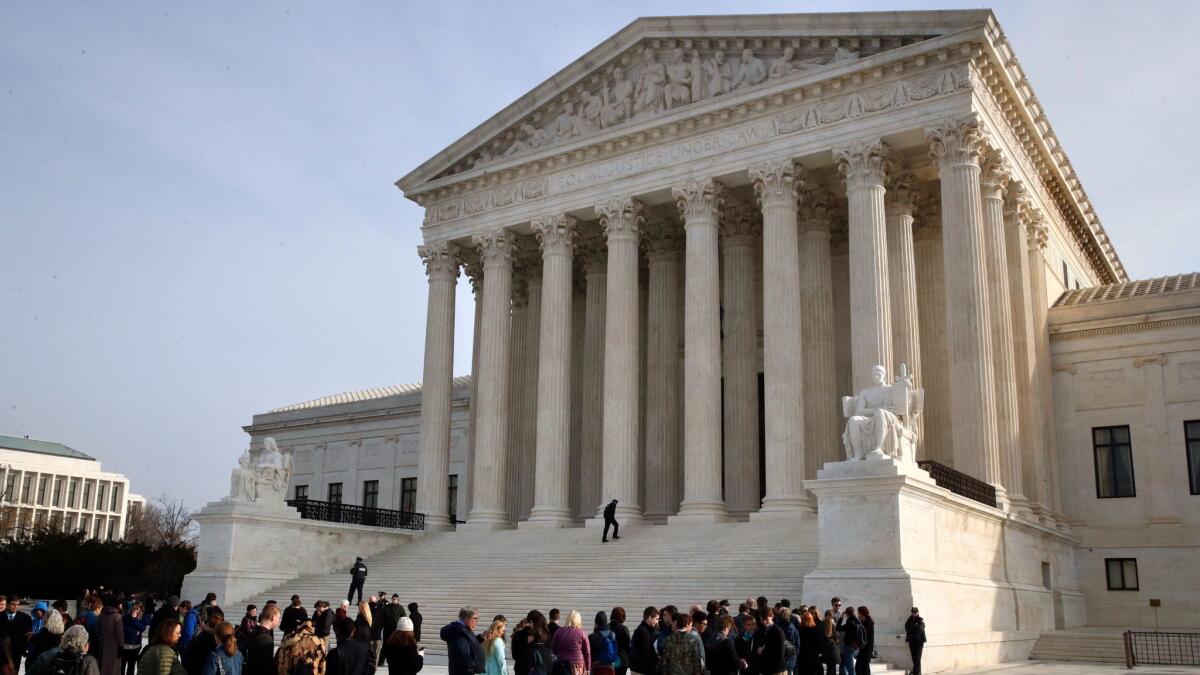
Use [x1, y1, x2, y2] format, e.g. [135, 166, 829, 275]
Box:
[801, 457, 1085, 672]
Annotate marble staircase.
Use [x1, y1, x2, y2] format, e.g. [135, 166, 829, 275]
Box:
[1028, 628, 1129, 664]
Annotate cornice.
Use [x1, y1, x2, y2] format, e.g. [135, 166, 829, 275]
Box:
[1048, 316, 1200, 342]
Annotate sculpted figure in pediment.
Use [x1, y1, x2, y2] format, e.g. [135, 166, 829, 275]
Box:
[733, 48, 766, 90]
[834, 47, 860, 63]
[549, 102, 579, 141]
[664, 48, 693, 109]
[602, 67, 635, 128]
[577, 89, 604, 133]
[690, 50, 704, 101]
[504, 122, 549, 156]
[704, 50, 732, 97]
[634, 47, 666, 116]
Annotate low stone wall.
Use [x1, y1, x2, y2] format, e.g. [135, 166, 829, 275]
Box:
[180, 500, 411, 607]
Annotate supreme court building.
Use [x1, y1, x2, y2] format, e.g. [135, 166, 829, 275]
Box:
[201, 10, 1200, 670]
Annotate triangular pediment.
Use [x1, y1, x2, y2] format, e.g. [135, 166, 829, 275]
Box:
[396, 10, 993, 195]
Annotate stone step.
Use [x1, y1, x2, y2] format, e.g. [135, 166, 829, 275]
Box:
[1029, 630, 1129, 663]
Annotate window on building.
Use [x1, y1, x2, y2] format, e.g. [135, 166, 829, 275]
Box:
[1186, 420, 1200, 496]
[107, 519, 117, 541]
[1062, 260, 1069, 287]
[1106, 558, 1139, 590]
[67, 479, 78, 508]
[64, 513, 76, 532]
[79, 515, 91, 535]
[93, 517, 104, 540]
[82, 481, 93, 509]
[52, 478, 63, 507]
[1093, 425, 1136, 498]
[37, 475, 48, 505]
[294, 485, 308, 501]
[448, 474, 458, 523]
[110, 485, 121, 512]
[327, 483, 343, 504]
[4, 473, 16, 501]
[21, 475, 33, 503]
[363, 480, 379, 509]
[34, 511, 47, 528]
[96, 484, 108, 512]
[400, 478, 417, 513]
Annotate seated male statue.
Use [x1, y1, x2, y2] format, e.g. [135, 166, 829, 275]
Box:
[841, 364, 923, 462]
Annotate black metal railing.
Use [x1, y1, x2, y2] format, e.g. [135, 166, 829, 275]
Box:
[286, 498, 425, 531]
[1125, 631, 1200, 667]
[917, 460, 998, 508]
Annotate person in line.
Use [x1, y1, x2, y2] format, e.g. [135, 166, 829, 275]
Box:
[482, 619, 507, 675]
[406, 605, 422, 643]
[753, 607, 785, 675]
[441, 607, 484, 675]
[348, 558, 369, 605]
[197, 595, 221, 629]
[608, 608, 630, 675]
[509, 615, 534, 675]
[48, 625, 101, 675]
[336, 602, 350, 624]
[627, 607, 658, 675]
[525, 613, 553, 675]
[654, 607, 676, 655]
[149, 598, 178, 639]
[120, 603, 147, 675]
[703, 616, 738, 675]
[601, 500, 620, 543]
[99, 596, 124, 675]
[904, 608, 926, 675]
[852, 608, 873, 675]
[53, 600, 74, 627]
[796, 610, 821, 675]
[327, 619, 371, 675]
[237, 605, 259, 646]
[834, 607, 861, 675]
[546, 610, 560, 641]
[243, 605, 281, 675]
[29, 603, 65, 661]
[312, 602, 334, 653]
[549, 611, 589, 675]
[183, 609, 225, 675]
[381, 617, 422, 675]
[378, 595, 405, 666]
[778, 608, 799, 675]
[138, 619, 186, 675]
[353, 602, 373, 664]
[658, 613, 703, 675]
[200, 622, 241, 675]
[733, 604, 752, 635]
[0, 595, 33, 675]
[281, 597, 308, 637]
[276, 619, 327, 675]
[818, 613, 837, 675]
[588, 612, 617, 675]
[178, 602, 198, 652]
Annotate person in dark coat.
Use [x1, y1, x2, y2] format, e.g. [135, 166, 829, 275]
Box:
[608, 608, 631, 675]
[752, 607, 785, 675]
[348, 558, 369, 604]
[627, 607, 658, 675]
[244, 606, 280, 675]
[853, 608, 874, 675]
[378, 595, 406, 665]
[834, 608, 862, 675]
[903, 608, 926, 675]
[704, 616, 739, 675]
[281, 597, 309, 637]
[733, 614, 757, 675]
[510, 615, 534, 675]
[601, 500, 620, 543]
[381, 618, 422, 675]
[546, 610, 560, 641]
[182, 609, 224, 675]
[99, 597, 124, 675]
[796, 611, 822, 675]
[407, 604, 422, 643]
[0, 596, 34, 675]
[328, 619, 373, 675]
[312, 602, 334, 651]
[441, 608, 484, 675]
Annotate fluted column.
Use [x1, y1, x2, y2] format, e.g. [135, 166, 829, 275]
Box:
[462, 258, 484, 518]
[577, 242, 606, 520]
[750, 160, 809, 516]
[835, 139, 894, 390]
[1005, 186, 1049, 516]
[644, 226, 682, 522]
[525, 215, 577, 528]
[519, 268, 542, 520]
[798, 188, 840, 476]
[671, 178, 730, 522]
[981, 151, 1028, 513]
[504, 274, 529, 524]
[720, 204, 761, 519]
[885, 171, 921, 384]
[913, 203, 951, 465]
[463, 229, 516, 529]
[415, 241, 460, 530]
[927, 117, 1003, 492]
[598, 197, 645, 524]
[1027, 220, 1060, 525]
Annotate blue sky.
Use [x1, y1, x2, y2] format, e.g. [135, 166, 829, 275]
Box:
[2, 1, 1198, 509]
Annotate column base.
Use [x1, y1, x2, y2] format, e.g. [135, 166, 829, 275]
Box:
[421, 514, 454, 533]
[751, 493, 814, 519]
[457, 510, 514, 531]
[669, 500, 732, 523]
[1006, 493, 1034, 520]
[519, 508, 578, 529]
[584, 505, 645, 528]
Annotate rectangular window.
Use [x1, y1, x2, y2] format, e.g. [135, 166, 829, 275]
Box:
[1186, 420, 1200, 495]
[37, 475, 49, 505]
[294, 485, 308, 500]
[400, 477, 417, 513]
[1106, 558, 1139, 590]
[64, 513, 76, 532]
[52, 478, 64, 507]
[67, 479, 79, 508]
[1093, 425, 1136, 498]
[4, 473, 16, 502]
[110, 485, 121, 512]
[93, 517, 104, 539]
[107, 519, 116, 541]
[1062, 260, 1069, 287]
[327, 482, 343, 504]
[362, 480, 379, 509]
[448, 474, 458, 523]
[82, 481, 93, 509]
[22, 475, 33, 503]
[79, 514, 91, 535]
[96, 484, 108, 511]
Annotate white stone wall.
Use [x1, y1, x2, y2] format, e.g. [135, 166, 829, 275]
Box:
[0, 448, 133, 541]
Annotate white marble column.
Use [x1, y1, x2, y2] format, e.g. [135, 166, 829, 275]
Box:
[798, 188, 840, 476]
[525, 215, 577, 528]
[836, 140, 893, 390]
[504, 274, 529, 524]
[598, 197, 645, 524]
[750, 159, 808, 515]
[463, 228, 516, 529]
[569, 280, 586, 517]
[1026, 221, 1061, 525]
[644, 226, 682, 522]
[519, 267, 542, 520]
[720, 203, 761, 519]
[577, 242, 606, 519]
[913, 205, 951, 465]
[415, 241, 459, 530]
[462, 258, 484, 519]
[927, 118, 1003, 491]
[981, 151, 1028, 513]
[885, 170, 921, 384]
[671, 178, 730, 522]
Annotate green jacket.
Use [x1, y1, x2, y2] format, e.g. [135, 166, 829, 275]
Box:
[139, 644, 188, 675]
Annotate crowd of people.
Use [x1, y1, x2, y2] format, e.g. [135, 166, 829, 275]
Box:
[1, 589, 929, 675]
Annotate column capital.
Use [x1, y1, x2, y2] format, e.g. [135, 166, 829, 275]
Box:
[884, 169, 920, 218]
[532, 214, 578, 256]
[417, 240, 461, 280]
[926, 116, 988, 168]
[720, 202, 760, 246]
[834, 139, 892, 189]
[798, 186, 835, 234]
[461, 252, 484, 295]
[473, 228, 516, 268]
[673, 178, 726, 225]
[749, 159, 802, 209]
[578, 236, 608, 275]
[511, 274, 530, 307]
[1003, 181, 1037, 229]
[1026, 221, 1049, 254]
[644, 220, 683, 261]
[597, 197, 645, 242]
[980, 149, 1013, 200]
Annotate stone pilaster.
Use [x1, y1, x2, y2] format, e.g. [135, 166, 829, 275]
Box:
[671, 178, 731, 522]
[799, 187, 840, 478]
[414, 241, 460, 530]
[750, 159, 809, 515]
[1026, 220, 1060, 526]
[577, 240, 606, 519]
[836, 139, 894, 391]
[504, 271, 529, 525]
[644, 225, 682, 522]
[981, 151, 1028, 513]
[463, 228, 516, 529]
[913, 201, 951, 465]
[720, 202, 761, 519]
[462, 256, 484, 518]
[926, 117, 1003, 492]
[885, 170, 922, 385]
[598, 197, 645, 524]
[525, 215, 577, 528]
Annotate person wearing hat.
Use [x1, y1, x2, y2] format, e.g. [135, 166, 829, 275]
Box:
[381, 616, 423, 675]
[348, 557, 369, 604]
[904, 607, 926, 675]
[602, 499, 620, 543]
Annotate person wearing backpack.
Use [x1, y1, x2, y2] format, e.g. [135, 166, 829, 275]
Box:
[200, 622, 241, 675]
[47, 626, 101, 675]
[587, 612, 618, 675]
[833, 608, 862, 675]
[607, 608, 630, 675]
[777, 609, 799, 675]
[657, 614, 702, 675]
[138, 619, 186, 675]
[626, 607, 657, 675]
[851, 608, 873, 675]
[243, 606, 280, 675]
